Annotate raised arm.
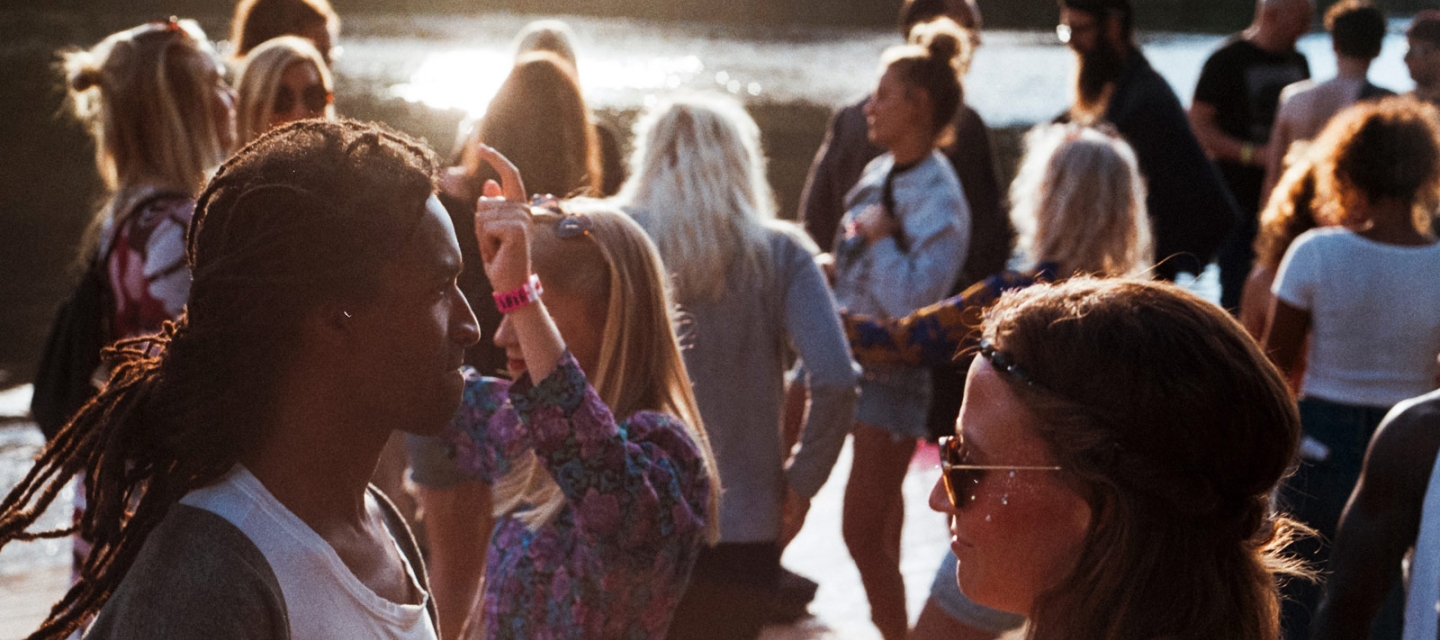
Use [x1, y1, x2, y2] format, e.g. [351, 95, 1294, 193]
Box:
[509, 356, 710, 555]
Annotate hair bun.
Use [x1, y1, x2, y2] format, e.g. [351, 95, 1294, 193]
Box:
[924, 29, 963, 65]
[69, 66, 103, 92]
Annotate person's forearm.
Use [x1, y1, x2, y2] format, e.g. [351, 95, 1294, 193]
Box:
[508, 302, 566, 383]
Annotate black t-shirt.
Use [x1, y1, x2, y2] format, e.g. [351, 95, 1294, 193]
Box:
[1194, 37, 1309, 213]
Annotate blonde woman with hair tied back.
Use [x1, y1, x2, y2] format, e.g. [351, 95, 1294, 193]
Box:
[618, 95, 857, 639]
[49, 15, 235, 620]
[235, 35, 335, 145]
[430, 147, 718, 639]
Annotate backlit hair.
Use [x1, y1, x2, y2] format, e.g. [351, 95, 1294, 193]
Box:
[1009, 124, 1152, 277]
[512, 19, 578, 69]
[1254, 145, 1321, 271]
[231, 0, 339, 62]
[63, 19, 231, 210]
[235, 36, 334, 145]
[982, 277, 1310, 640]
[616, 95, 808, 305]
[490, 202, 722, 543]
[463, 52, 602, 198]
[1311, 97, 1440, 234]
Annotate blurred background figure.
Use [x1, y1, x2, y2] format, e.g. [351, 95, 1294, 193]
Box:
[1237, 144, 1322, 385]
[1266, 97, 1440, 640]
[36, 14, 234, 625]
[617, 95, 857, 639]
[442, 52, 604, 202]
[1190, 0, 1313, 312]
[235, 35, 335, 145]
[511, 19, 627, 195]
[230, 0, 340, 66]
[832, 29, 971, 640]
[1265, 0, 1390, 196]
[1058, 0, 1240, 281]
[1405, 11, 1440, 107]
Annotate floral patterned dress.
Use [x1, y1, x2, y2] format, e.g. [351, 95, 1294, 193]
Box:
[444, 352, 711, 639]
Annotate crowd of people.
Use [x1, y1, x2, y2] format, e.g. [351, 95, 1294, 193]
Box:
[1, 0, 1439, 638]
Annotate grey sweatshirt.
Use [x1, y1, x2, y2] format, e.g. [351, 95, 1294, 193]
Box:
[629, 214, 860, 544]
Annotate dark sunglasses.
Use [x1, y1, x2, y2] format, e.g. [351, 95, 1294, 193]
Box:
[274, 84, 332, 115]
[938, 435, 1061, 509]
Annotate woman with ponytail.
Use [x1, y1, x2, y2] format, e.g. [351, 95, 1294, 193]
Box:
[930, 277, 1311, 640]
[48, 18, 237, 595]
[831, 24, 971, 640]
[2, 120, 475, 639]
[62, 18, 235, 344]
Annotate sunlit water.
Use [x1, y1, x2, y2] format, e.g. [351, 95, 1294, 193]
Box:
[338, 13, 1419, 126]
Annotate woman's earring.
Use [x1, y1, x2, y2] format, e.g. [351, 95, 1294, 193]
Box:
[341, 311, 352, 319]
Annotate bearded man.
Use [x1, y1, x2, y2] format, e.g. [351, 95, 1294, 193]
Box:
[1059, 0, 1242, 281]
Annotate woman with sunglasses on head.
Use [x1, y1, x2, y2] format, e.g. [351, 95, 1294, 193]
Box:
[425, 147, 720, 638]
[930, 277, 1309, 640]
[844, 123, 1150, 640]
[235, 35, 335, 145]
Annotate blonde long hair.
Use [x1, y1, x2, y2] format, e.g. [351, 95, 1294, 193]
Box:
[235, 36, 334, 145]
[63, 19, 231, 217]
[1009, 123, 1153, 278]
[615, 95, 786, 304]
[491, 202, 722, 544]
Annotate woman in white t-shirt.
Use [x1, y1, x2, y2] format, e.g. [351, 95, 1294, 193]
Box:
[1266, 97, 1440, 637]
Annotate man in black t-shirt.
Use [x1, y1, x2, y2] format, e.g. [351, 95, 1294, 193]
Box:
[1190, 0, 1313, 311]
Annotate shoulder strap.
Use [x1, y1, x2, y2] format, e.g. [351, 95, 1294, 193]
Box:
[369, 486, 443, 639]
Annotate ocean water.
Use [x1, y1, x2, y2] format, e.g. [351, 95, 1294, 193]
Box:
[335, 13, 1419, 124]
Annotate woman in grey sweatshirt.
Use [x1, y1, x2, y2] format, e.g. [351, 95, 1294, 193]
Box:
[617, 95, 858, 640]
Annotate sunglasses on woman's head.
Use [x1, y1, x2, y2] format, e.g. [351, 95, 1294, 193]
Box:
[938, 435, 1062, 509]
[274, 84, 332, 115]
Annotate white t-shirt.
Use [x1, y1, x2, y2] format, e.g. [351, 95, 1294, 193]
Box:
[1273, 227, 1440, 407]
[180, 466, 437, 640]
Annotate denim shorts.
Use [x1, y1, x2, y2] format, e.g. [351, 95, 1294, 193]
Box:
[929, 551, 1026, 633]
[854, 366, 932, 440]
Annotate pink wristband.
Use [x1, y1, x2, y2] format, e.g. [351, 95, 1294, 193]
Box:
[493, 274, 544, 313]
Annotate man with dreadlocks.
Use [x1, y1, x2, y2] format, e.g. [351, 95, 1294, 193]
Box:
[0, 119, 479, 639]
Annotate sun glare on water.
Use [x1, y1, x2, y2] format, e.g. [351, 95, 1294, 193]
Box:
[391, 50, 711, 117]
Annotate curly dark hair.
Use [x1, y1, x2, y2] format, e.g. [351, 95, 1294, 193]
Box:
[1313, 97, 1440, 233]
[0, 119, 437, 639]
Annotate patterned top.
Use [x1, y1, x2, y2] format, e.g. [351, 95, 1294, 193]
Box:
[845, 264, 1057, 368]
[444, 352, 710, 639]
[101, 190, 195, 340]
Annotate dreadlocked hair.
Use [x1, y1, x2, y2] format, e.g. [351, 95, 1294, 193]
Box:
[0, 119, 437, 639]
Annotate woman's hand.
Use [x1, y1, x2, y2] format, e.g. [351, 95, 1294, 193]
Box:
[473, 145, 532, 293]
[851, 204, 898, 245]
